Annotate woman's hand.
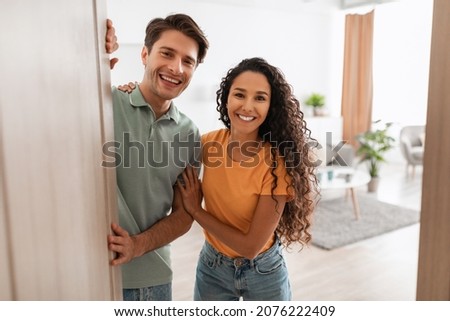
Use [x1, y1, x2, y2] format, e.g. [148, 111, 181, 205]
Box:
[177, 166, 203, 217]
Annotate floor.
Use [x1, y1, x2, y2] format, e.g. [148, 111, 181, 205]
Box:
[170, 161, 423, 300]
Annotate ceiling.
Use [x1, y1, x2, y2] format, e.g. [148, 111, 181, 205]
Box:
[340, 0, 399, 10]
[189, 0, 400, 11]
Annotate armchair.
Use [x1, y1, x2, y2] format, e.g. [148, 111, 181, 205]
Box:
[399, 125, 425, 178]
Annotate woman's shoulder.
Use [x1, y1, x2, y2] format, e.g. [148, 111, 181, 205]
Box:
[201, 128, 229, 144]
[260, 143, 290, 173]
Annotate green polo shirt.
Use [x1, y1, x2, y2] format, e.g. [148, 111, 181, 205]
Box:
[111, 86, 200, 288]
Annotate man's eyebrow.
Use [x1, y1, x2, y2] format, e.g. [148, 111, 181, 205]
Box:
[159, 46, 196, 63]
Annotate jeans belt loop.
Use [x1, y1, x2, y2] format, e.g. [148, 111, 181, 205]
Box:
[216, 253, 222, 267]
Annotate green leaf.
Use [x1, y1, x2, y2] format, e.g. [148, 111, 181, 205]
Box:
[305, 93, 325, 108]
[355, 121, 395, 178]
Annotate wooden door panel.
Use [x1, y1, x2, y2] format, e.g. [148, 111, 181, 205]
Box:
[0, 0, 119, 300]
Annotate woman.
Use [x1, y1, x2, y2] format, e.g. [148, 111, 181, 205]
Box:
[178, 57, 318, 301]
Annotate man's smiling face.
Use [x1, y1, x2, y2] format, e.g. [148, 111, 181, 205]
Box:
[140, 29, 199, 108]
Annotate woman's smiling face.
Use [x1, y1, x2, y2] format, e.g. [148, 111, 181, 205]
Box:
[226, 71, 271, 140]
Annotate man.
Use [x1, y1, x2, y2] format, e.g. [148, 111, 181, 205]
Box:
[105, 14, 209, 301]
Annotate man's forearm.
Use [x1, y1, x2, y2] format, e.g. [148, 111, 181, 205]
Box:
[133, 209, 193, 257]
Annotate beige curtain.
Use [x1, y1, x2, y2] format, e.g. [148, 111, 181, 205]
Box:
[341, 10, 375, 146]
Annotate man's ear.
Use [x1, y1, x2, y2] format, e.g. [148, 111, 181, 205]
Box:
[141, 46, 148, 66]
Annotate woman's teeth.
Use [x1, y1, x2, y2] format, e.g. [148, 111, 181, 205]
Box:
[238, 114, 255, 121]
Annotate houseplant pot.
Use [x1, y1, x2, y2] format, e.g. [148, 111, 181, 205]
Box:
[367, 177, 380, 193]
[356, 121, 395, 193]
[305, 92, 326, 116]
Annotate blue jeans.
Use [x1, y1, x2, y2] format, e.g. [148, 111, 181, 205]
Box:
[123, 283, 172, 301]
[194, 240, 291, 301]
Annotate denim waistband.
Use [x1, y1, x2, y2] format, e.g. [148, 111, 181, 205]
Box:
[201, 237, 282, 269]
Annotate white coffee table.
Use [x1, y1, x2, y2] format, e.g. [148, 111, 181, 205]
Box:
[317, 166, 371, 220]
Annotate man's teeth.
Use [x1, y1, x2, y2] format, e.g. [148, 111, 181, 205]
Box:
[238, 115, 255, 121]
[161, 75, 180, 84]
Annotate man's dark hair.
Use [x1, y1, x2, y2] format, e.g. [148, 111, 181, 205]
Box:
[144, 13, 209, 65]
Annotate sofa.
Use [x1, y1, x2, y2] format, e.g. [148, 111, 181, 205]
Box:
[399, 125, 425, 178]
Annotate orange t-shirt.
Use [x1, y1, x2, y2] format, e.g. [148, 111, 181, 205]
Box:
[201, 129, 292, 258]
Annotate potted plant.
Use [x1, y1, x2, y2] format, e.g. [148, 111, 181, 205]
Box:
[356, 121, 395, 192]
[305, 92, 326, 116]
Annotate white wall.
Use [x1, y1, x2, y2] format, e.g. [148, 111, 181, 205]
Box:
[373, 0, 432, 128]
[106, 0, 432, 163]
[106, 0, 339, 134]
[372, 0, 433, 163]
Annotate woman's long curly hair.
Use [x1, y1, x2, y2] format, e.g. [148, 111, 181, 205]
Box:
[216, 57, 319, 249]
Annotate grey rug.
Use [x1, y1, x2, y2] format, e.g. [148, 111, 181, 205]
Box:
[311, 195, 420, 250]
